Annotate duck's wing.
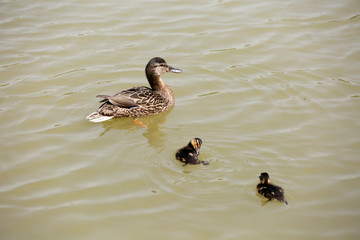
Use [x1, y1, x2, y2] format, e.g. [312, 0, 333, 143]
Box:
[119, 86, 163, 105]
[96, 86, 157, 108]
[96, 94, 138, 108]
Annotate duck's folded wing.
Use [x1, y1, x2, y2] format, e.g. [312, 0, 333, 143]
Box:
[96, 94, 139, 108]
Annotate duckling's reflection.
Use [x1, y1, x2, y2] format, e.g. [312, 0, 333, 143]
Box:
[98, 108, 173, 151]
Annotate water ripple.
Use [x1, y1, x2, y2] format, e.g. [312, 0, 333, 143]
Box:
[1, 1, 359, 239]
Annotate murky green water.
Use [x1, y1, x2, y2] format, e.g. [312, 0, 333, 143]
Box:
[1, 0, 360, 239]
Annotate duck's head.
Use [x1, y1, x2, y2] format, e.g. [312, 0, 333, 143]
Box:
[190, 138, 202, 155]
[146, 57, 182, 77]
[259, 172, 270, 184]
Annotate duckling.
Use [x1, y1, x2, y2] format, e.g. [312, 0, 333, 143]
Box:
[86, 57, 182, 122]
[175, 138, 209, 166]
[257, 172, 288, 205]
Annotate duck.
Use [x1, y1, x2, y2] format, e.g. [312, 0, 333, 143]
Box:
[86, 57, 182, 122]
[175, 138, 209, 166]
[257, 172, 288, 205]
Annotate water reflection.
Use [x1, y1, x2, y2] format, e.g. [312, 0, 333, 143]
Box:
[98, 108, 173, 151]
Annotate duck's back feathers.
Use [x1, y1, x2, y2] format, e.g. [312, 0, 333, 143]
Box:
[119, 86, 168, 106]
[175, 147, 201, 165]
[257, 183, 288, 204]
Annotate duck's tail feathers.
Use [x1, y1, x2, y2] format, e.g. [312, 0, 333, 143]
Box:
[86, 112, 114, 122]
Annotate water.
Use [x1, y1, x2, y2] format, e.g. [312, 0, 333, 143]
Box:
[1, 0, 360, 239]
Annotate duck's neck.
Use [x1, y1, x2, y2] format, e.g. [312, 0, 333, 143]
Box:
[147, 72, 174, 101]
[147, 71, 164, 92]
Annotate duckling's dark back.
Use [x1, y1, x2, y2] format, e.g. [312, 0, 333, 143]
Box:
[175, 145, 200, 165]
[257, 172, 288, 205]
[257, 183, 287, 204]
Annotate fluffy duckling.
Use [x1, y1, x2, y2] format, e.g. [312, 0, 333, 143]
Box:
[86, 57, 182, 122]
[257, 172, 288, 205]
[175, 138, 209, 166]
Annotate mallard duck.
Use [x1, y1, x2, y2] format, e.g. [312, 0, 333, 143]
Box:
[175, 138, 209, 166]
[86, 57, 182, 122]
[257, 172, 288, 205]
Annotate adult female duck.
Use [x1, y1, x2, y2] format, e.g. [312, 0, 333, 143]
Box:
[86, 57, 182, 122]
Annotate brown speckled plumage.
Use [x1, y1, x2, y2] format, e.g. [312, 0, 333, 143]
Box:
[86, 57, 181, 122]
[98, 86, 173, 118]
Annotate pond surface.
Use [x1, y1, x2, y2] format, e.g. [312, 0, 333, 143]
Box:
[1, 0, 360, 239]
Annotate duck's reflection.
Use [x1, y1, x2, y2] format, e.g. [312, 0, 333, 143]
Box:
[98, 108, 173, 151]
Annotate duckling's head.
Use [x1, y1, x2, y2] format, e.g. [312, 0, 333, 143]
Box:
[146, 57, 182, 77]
[259, 172, 270, 184]
[189, 138, 202, 155]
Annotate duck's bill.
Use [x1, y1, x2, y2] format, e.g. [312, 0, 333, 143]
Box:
[169, 66, 182, 73]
